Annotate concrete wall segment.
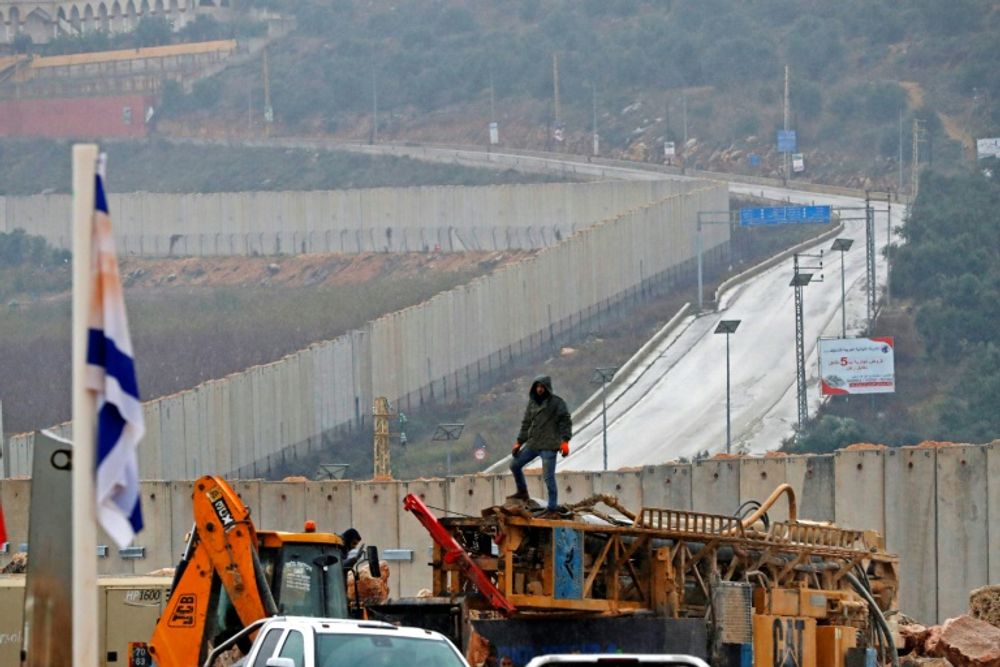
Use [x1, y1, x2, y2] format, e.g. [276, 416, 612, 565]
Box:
[934, 445, 988, 621]
[398, 479, 447, 596]
[834, 449, 886, 534]
[739, 457, 792, 523]
[691, 459, 740, 515]
[351, 480, 402, 597]
[641, 463, 693, 511]
[259, 482, 307, 533]
[788, 454, 834, 522]
[884, 446, 937, 624]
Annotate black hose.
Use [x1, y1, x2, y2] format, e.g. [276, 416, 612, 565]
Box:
[846, 573, 898, 667]
[733, 500, 769, 529]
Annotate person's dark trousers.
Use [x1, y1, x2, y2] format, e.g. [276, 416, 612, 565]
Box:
[509, 447, 558, 510]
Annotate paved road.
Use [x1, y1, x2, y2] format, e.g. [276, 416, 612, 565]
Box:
[563, 187, 902, 469]
[181, 137, 901, 470]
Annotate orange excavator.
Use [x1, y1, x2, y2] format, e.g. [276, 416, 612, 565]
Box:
[149, 476, 367, 667]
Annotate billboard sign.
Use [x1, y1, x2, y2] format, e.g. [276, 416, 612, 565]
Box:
[739, 205, 831, 226]
[976, 137, 1000, 159]
[819, 337, 895, 395]
[777, 130, 796, 153]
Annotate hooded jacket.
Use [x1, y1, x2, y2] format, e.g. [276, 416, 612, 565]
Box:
[516, 375, 572, 451]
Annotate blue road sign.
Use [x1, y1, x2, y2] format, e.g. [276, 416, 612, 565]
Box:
[739, 205, 831, 226]
[777, 130, 797, 153]
[748, 153, 761, 167]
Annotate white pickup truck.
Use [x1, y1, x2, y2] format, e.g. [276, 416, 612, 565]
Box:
[206, 616, 470, 667]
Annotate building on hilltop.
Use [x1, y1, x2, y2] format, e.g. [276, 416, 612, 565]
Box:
[0, 0, 236, 46]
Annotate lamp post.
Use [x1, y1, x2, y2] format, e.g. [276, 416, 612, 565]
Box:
[432, 423, 464, 478]
[713, 320, 741, 454]
[695, 211, 733, 311]
[831, 238, 854, 338]
[591, 367, 618, 471]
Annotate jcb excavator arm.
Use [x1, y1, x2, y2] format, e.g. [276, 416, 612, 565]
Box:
[149, 476, 278, 667]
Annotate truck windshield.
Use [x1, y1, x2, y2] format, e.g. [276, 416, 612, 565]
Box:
[315, 633, 466, 667]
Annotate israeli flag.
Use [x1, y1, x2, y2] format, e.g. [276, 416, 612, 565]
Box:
[85, 155, 145, 548]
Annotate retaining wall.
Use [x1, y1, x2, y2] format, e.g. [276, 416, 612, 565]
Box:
[0, 180, 695, 256]
[3, 182, 729, 480]
[1, 444, 993, 624]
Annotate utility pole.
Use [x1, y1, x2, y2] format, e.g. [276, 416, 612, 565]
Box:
[911, 119, 925, 199]
[489, 69, 496, 124]
[262, 47, 273, 137]
[552, 52, 561, 125]
[681, 93, 688, 172]
[790, 253, 821, 432]
[898, 108, 904, 195]
[864, 192, 876, 333]
[783, 65, 790, 182]
[592, 368, 618, 471]
[591, 81, 599, 156]
[371, 65, 378, 144]
[866, 191, 892, 315]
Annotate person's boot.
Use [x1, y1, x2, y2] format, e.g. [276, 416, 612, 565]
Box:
[506, 489, 529, 501]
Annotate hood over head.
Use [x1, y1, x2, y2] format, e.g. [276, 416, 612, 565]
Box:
[529, 375, 553, 401]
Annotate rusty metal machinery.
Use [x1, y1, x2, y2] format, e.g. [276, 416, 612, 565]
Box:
[411, 485, 900, 667]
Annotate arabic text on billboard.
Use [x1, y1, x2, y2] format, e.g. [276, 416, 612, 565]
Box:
[819, 337, 895, 395]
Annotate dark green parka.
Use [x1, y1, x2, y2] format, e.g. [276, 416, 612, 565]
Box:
[516, 375, 572, 451]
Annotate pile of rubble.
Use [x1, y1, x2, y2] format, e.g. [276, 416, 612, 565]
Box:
[900, 586, 1000, 667]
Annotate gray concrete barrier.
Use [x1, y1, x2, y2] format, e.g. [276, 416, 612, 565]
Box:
[5, 182, 728, 482]
[1, 444, 992, 624]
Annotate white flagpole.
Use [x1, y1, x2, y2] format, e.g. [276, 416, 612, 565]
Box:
[71, 143, 99, 667]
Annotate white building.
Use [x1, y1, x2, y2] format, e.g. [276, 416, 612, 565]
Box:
[1, 0, 235, 45]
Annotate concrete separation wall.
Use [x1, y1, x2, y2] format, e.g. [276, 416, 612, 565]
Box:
[1, 444, 991, 624]
[3, 182, 729, 480]
[0, 179, 693, 256]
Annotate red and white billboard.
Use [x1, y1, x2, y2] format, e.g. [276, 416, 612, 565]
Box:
[819, 337, 895, 395]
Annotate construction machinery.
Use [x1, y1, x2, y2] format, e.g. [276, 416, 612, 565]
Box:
[394, 485, 900, 667]
[148, 475, 366, 667]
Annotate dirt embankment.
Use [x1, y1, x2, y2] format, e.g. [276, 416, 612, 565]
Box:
[119, 250, 533, 291]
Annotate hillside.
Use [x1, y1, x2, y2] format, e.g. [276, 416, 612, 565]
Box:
[0, 248, 529, 434]
[0, 139, 563, 195]
[143, 0, 1000, 188]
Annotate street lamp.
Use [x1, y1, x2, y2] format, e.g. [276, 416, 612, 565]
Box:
[713, 320, 741, 454]
[695, 211, 733, 311]
[591, 367, 618, 471]
[432, 423, 464, 478]
[830, 238, 854, 338]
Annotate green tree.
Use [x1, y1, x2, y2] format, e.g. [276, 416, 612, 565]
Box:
[133, 16, 174, 47]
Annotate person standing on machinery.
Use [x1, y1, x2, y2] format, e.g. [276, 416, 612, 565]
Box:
[507, 375, 572, 518]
